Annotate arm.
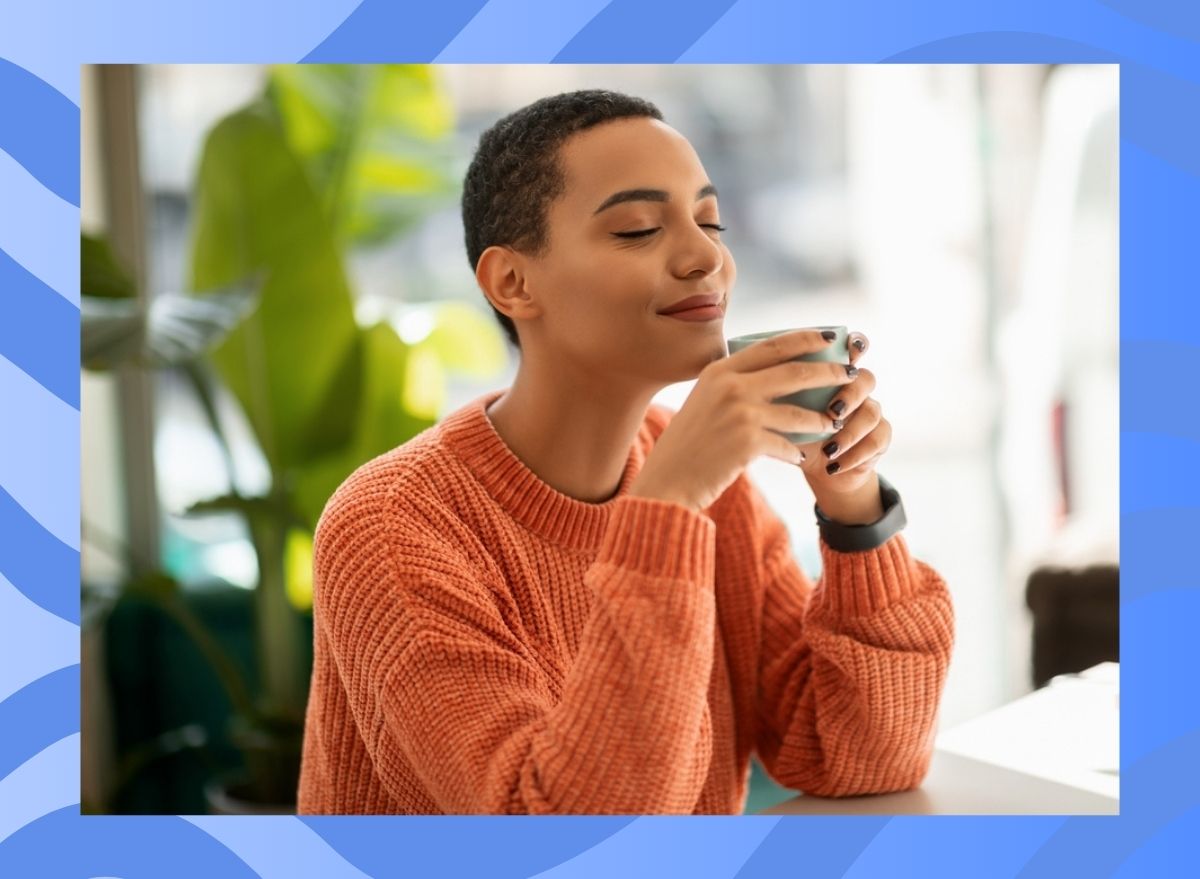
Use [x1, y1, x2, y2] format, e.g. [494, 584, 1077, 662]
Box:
[749, 476, 955, 797]
[316, 491, 719, 814]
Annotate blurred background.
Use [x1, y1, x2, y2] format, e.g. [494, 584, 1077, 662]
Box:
[80, 63, 1118, 815]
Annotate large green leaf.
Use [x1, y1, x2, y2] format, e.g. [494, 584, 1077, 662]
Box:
[189, 103, 362, 473]
[266, 64, 458, 247]
[292, 320, 435, 530]
[418, 301, 509, 380]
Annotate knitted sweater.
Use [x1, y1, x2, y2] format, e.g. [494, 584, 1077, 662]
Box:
[296, 388, 955, 815]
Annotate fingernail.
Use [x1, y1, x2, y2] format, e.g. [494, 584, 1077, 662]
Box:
[823, 440, 839, 458]
[844, 364, 858, 378]
[853, 338, 866, 352]
[832, 419, 845, 431]
[830, 399, 846, 416]
[821, 330, 837, 342]
[826, 461, 841, 475]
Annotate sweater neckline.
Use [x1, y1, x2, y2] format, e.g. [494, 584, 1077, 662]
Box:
[437, 389, 650, 552]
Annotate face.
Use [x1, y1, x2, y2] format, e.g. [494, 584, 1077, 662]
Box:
[519, 117, 736, 385]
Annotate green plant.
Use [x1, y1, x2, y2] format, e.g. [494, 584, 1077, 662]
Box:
[82, 64, 506, 810]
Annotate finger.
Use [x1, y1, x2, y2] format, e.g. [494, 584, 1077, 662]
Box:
[827, 367, 876, 421]
[847, 332, 869, 366]
[826, 415, 892, 476]
[724, 329, 838, 374]
[821, 399, 882, 463]
[834, 451, 884, 477]
[751, 358, 859, 402]
[759, 426, 808, 466]
[760, 401, 842, 438]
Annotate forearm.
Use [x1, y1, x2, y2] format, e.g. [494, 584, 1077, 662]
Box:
[757, 539, 955, 796]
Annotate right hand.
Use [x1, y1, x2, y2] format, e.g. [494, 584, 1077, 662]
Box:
[627, 330, 856, 512]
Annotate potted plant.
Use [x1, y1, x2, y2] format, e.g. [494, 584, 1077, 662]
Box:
[82, 64, 507, 813]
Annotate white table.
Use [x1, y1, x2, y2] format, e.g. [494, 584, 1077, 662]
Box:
[761, 662, 1119, 815]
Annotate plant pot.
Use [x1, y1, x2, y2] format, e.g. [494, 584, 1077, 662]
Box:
[204, 772, 295, 815]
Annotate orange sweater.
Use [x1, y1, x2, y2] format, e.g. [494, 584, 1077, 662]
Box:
[297, 389, 954, 815]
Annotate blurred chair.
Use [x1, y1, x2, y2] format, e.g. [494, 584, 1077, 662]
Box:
[1025, 562, 1118, 689]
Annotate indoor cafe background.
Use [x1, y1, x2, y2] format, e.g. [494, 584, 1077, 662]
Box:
[80, 63, 1118, 813]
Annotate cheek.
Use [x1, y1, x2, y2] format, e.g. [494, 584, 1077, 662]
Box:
[721, 245, 737, 285]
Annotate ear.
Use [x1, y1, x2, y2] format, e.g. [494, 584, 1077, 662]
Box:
[476, 245, 542, 323]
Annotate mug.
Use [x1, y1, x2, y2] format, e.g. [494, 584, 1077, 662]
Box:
[726, 325, 849, 444]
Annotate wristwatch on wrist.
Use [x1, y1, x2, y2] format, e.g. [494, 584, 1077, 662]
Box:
[813, 473, 907, 553]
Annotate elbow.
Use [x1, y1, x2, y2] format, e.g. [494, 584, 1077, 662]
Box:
[791, 735, 936, 799]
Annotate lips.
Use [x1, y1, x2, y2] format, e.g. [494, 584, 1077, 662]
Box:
[658, 293, 723, 315]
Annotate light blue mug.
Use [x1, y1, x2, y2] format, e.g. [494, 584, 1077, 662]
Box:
[726, 325, 849, 444]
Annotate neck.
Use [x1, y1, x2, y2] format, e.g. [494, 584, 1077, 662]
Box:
[485, 361, 660, 504]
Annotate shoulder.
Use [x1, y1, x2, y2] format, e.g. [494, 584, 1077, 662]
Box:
[312, 436, 477, 599]
[315, 436, 440, 539]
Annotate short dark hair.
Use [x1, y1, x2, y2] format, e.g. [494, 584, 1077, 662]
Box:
[461, 89, 664, 350]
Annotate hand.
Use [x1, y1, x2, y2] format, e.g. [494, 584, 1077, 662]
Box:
[628, 329, 854, 512]
[795, 331, 893, 497]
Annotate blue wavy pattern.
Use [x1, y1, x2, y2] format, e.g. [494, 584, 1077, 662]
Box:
[0, 57, 78, 206]
[0, 665, 78, 782]
[303, 0, 492, 61]
[0, 483, 79, 625]
[1097, 0, 1200, 44]
[734, 817, 890, 876]
[433, 0, 613, 62]
[0, 247, 80, 408]
[551, 0, 740, 62]
[0, 806, 262, 877]
[302, 816, 638, 878]
[0, 0, 1194, 875]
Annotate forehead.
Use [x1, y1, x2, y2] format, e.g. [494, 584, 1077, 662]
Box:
[554, 118, 708, 208]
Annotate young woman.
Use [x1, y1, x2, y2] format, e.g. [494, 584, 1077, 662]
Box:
[297, 89, 955, 815]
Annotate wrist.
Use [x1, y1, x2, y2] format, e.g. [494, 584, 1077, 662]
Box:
[627, 478, 702, 513]
[812, 474, 907, 553]
[813, 474, 884, 525]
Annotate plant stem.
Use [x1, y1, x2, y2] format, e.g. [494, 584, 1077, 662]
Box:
[247, 499, 307, 721]
[153, 592, 258, 719]
[181, 360, 240, 492]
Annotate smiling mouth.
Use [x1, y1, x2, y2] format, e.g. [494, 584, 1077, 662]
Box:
[659, 299, 726, 321]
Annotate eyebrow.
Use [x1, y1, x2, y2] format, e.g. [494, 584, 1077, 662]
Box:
[592, 183, 719, 215]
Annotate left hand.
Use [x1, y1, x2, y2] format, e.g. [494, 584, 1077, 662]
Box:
[795, 331, 892, 495]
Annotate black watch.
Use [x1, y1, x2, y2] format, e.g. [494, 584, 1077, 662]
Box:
[813, 474, 907, 552]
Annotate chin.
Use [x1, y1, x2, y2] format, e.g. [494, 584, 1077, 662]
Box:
[679, 341, 728, 381]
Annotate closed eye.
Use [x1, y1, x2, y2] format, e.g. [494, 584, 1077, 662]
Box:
[612, 224, 727, 239]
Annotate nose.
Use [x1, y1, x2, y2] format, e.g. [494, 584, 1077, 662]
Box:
[669, 221, 725, 280]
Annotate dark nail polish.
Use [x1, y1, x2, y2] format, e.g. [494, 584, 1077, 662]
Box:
[853, 338, 866, 352]
[821, 330, 837, 341]
[823, 441, 839, 458]
[832, 419, 845, 431]
[830, 399, 846, 416]
[826, 461, 841, 475]
[844, 364, 859, 378]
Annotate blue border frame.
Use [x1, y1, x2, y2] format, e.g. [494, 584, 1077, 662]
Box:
[3, 1, 1195, 875]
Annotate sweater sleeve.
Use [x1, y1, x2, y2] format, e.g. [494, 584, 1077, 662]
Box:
[748, 477, 956, 797]
[315, 490, 719, 815]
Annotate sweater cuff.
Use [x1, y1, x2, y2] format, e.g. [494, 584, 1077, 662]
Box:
[595, 495, 716, 582]
[814, 530, 923, 618]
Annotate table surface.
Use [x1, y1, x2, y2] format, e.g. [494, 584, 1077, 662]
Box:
[759, 749, 1118, 815]
[760, 662, 1120, 815]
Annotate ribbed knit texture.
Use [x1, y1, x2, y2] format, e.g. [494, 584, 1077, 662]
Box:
[297, 388, 955, 814]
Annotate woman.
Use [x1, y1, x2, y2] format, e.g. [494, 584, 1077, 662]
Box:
[297, 89, 955, 815]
